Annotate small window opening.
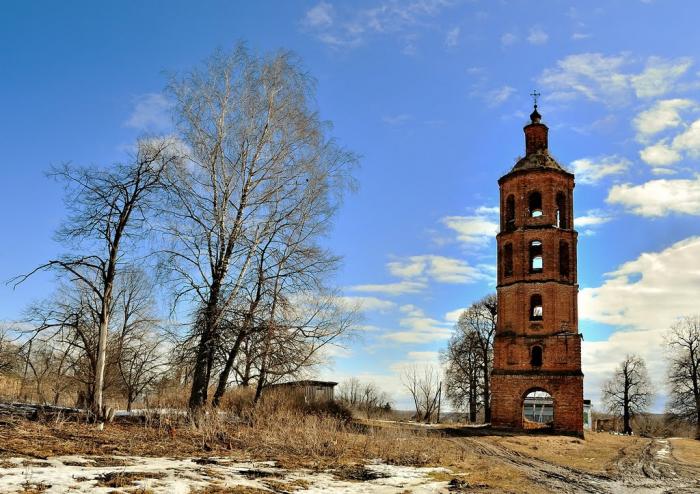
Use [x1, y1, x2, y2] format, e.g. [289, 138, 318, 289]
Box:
[504, 243, 513, 277]
[556, 192, 567, 229]
[559, 241, 570, 277]
[505, 195, 515, 231]
[529, 191, 543, 217]
[530, 294, 543, 321]
[529, 240, 543, 272]
[531, 345, 543, 367]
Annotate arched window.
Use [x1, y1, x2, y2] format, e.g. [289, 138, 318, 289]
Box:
[530, 294, 543, 321]
[529, 191, 543, 217]
[529, 240, 543, 272]
[531, 345, 543, 367]
[556, 192, 567, 229]
[505, 195, 515, 231]
[504, 243, 513, 277]
[559, 240, 570, 277]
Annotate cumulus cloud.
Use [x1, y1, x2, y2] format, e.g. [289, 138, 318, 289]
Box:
[575, 210, 611, 228]
[387, 255, 489, 284]
[571, 155, 631, 184]
[125, 93, 172, 131]
[581, 236, 700, 328]
[607, 175, 700, 216]
[630, 56, 693, 99]
[633, 99, 694, 141]
[639, 116, 700, 169]
[382, 304, 453, 343]
[527, 26, 548, 45]
[639, 140, 682, 167]
[348, 280, 427, 295]
[580, 237, 700, 408]
[540, 54, 692, 106]
[441, 214, 499, 246]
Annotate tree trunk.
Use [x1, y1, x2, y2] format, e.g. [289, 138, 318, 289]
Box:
[212, 328, 248, 407]
[482, 362, 491, 423]
[93, 301, 111, 419]
[189, 282, 222, 410]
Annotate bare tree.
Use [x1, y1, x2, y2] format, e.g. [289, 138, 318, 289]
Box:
[451, 294, 496, 422]
[401, 364, 441, 423]
[666, 316, 700, 439]
[602, 354, 654, 435]
[161, 44, 357, 410]
[14, 140, 175, 417]
[443, 324, 483, 422]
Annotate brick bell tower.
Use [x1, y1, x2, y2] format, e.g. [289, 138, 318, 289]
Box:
[490, 100, 584, 436]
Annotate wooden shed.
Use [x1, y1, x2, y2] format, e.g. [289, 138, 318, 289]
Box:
[267, 380, 338, 403]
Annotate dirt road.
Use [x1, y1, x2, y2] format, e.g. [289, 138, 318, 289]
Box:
[449, 435, 700, 493]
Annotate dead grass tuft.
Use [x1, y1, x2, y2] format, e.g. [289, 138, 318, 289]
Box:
[94, 471, 167, 488]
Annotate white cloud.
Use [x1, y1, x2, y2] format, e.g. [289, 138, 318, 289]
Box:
[445, 27, 460, 47]
[639, 140, 682, 167]
[633, 99, 694, 141]
[500, 32, 517, 46]
[574, 210, 611, 228]
[486, 85, 516, 106]
[441, 214, 499, 246]
[444, 307, 467, 323]
[571, 155, 630, 184]
[580, 237, 700, 409]
[630, 56, 693, 99]
[540, 54, 691, 106]
[527, 26, 549, 45]
[302, 0, 455, 50]
[387, 255, 489, 284]
[607, 175, 700, 216]
[125, 93, 172, 131]
[581, 236, 700, 329]
[303, 2, 334, 28]
[338, 296, 396, 313]
[639, 116, 700, 168]
[672, 118, 700, 157]
[382, 305, 453, 343]
[540, 53, 630, 105]
[349, 280, 427, 295]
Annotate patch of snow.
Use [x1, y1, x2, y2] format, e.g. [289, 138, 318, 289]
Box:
[0, 455, 451, 493]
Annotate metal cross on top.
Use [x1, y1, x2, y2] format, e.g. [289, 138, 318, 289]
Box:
[530, 90, 541, 107]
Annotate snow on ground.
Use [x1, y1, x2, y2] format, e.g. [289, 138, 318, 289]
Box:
[0, 455, 452, 493]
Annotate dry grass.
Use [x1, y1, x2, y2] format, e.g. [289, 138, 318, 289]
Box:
[670, 437, 700, 465]
[481, 432, 648, 474]
[94, 471, 167, 488]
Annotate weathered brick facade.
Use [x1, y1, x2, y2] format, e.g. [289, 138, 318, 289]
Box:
[491, 106, 584, 436]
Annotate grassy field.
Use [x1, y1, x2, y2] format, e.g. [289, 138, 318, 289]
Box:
[0, 407, 698, 493]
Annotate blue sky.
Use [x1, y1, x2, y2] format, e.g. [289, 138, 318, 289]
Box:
[3, 0, 700, 411]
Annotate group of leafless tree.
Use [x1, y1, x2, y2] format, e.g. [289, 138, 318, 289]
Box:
[3, 45, 358, 419]
[601, 316, 700, 438]
[442, 294, 496, 423]
[336, 377, 392, 419]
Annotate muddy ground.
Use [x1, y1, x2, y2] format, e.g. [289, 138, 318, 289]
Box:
[444, 430, 700, 493]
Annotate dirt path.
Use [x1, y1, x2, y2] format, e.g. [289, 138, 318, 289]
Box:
[450, 436, 700, 494]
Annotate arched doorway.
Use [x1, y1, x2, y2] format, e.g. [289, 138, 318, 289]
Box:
[522, 389, 553, 429]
